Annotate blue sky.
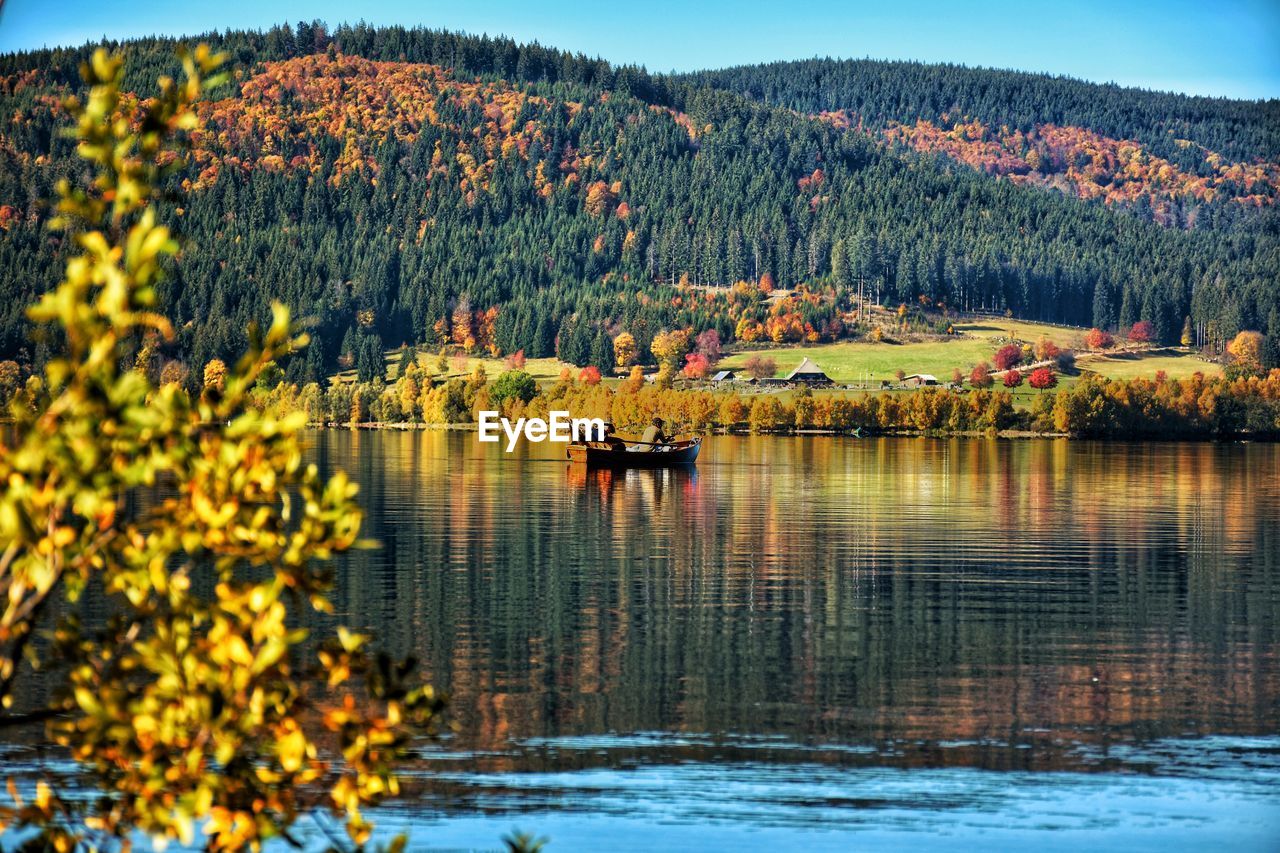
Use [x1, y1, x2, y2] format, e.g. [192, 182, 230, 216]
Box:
[0, 0, 1277, 99]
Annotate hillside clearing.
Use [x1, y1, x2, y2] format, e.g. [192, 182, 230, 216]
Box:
[719, 319, 1079, 383]
[1080, 350, 1222, 380]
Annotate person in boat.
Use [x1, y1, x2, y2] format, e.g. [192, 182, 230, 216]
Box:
[598, 422, 628, 452]
[638, 416, 668, 451]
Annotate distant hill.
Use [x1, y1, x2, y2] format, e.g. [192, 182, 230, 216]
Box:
[0, 23, 1275, 379]
[676, 57, 1280, 163]
[680, 57, 1280, 230]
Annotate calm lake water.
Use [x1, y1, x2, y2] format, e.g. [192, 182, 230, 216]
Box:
[5, 432, 1279, 850]
[307, 431, 1280, 850]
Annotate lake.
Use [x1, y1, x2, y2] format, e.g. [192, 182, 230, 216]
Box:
[4, 432, 1279, 851]
[308, 431, 1280, 850]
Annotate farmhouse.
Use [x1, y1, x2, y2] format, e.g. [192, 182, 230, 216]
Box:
[786, 357, 832, 386]
[902, 374, 939, 387]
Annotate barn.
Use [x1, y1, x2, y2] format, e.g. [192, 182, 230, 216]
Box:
[786, 357, 832, 386]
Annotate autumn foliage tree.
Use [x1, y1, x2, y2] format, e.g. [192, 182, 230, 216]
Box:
[994, 344, 1023, 371]
[612, 332, 637, 367]
[1128, 320, 1154, 344]
[583, 179, 618, 217]
[625, 364, 645, 391]
[1085, 328, 1115, 350]
[969, 362, 993, 388]
[1033, 338, 1061, 362]
[742, 355, 778, 380]
[694, 328, 722, 365]
[0, 360, 20, 402]
[1028, 367, 1058, 389]
[203, 357, 228, 391]
[0, 30, 1277, 380]
[1227, 331, 1265, 378]
[649, 329, 691, 376]
[1004, 368, 1024, 387]
[682, 352, 710, 379]
[0, 47, 443, 851]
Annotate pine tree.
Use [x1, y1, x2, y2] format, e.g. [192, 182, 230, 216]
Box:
[395, 344, 414, 379]
[356, 332, 384, 382]
[532, 313, 555, 359]
[589, 328, 612, 375]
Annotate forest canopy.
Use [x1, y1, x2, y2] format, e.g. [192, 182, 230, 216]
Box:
[0, 22, 1276, 382]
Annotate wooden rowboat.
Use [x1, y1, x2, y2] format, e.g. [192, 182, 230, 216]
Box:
[567, 436, 701, 467]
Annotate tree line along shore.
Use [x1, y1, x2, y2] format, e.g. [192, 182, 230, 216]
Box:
[191, 363, 1280, 440]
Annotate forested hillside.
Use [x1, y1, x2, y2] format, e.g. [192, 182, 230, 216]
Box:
[678, 57, 1280, 162]
[0, 23, 1276, 381]
[686, 58, 1280, 230]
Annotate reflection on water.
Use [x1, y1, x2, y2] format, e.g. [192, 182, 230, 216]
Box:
[7, 432, 1280, 849]
[307, 432, 1280, 848]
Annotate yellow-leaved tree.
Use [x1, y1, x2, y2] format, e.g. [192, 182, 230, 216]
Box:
[0, 47, 444, 851]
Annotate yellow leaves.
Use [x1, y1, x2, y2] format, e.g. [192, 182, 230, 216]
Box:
[223, 635, 254, 668]
[275, 719, 309, 773]
[191, 488, 238, 529]
[36, 525, 76, 553]
[329, 775, 360, 816]
[86, 49, 120, 90]
[337, 626, 366, 654]
[205, 805, 258, 852]
[123, 210, 179, 284]
[171, 810, 196, 847]
[72, 686, 101, 716]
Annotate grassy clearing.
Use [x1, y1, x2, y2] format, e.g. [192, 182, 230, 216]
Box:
[408, 352, 573, 381]
[719, 318, 1077, 383]
[720, 338, 991, 383]
[1079, 349, 1222, 380]
[953, 319, 1089, 344]
[331, 351, 579, 385]
[718, 320, 1216, 386]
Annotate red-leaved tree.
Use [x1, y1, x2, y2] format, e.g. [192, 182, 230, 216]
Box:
[1003, 368, 1024, 388]
[994, 344, 1023, 371]
[1033, 338, 1061, 361]
[1028, 367, 1057, 389]
[969, 361, 994, 388]
[1128, 321, 1154, 344]
[695, 329, 722, 365]
[579, 365, 602, 385]
[682, 352, 711, 379]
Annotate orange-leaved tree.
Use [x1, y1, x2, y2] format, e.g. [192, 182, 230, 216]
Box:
[1227, 330, 1265, 378]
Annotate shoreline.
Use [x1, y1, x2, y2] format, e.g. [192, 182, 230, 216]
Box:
[318, 421, 1273, 442]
